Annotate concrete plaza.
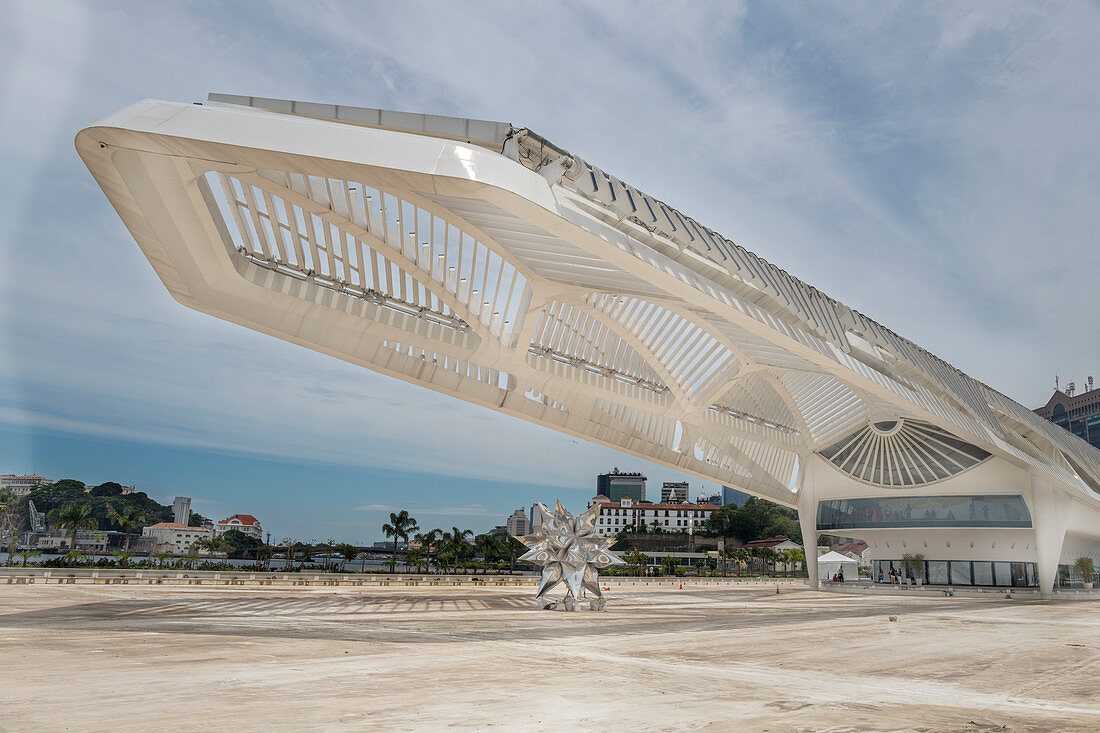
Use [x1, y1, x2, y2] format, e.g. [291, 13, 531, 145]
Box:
[1, 582, 1098, 731]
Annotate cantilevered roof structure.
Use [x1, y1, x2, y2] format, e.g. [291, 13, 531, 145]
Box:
[78, 94, 1100, 595]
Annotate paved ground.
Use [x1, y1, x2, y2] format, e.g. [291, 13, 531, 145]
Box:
[1, 583, 1097, 732]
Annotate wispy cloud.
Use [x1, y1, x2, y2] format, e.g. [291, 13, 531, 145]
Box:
[354, 504, 500, 517]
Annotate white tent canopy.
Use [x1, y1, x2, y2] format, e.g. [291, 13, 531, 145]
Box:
[817, 551, 858, 582]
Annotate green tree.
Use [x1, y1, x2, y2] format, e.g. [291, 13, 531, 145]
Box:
[48, 501, 98, 562]
[475, 533, 501, 568]
[0, 488, 25, 559]
[89, 482, 124, 497]
[113, 550, 135, 568]
[281, 538, 296, 571]
[255, 545, 275, 571]
[504, 535, 525, 573]
[624, 548, 648, 576]
[381, 510, 419, 573]
[610, 529, 632, 552]
[335, 543, 360, 572]
[1074, 556, 1095, 585]
[107, 504, 146, 553]
[153, 552, 172, 568]
[706, 497, 800, 544]
[17, 548, 38, 567]
[220, 529, 261, 552]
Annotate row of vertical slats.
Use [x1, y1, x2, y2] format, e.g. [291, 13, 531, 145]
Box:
[585, 293, 738, 401]
[209, 170, 532, 347]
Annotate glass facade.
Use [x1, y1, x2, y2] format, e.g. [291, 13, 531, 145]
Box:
[1051, 403, 1100, 451]
[874, 559, 1038, 587]
[817, 495, 1032, 530]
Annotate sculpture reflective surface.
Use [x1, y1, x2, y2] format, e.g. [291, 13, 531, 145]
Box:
[519, 501, 624, 610]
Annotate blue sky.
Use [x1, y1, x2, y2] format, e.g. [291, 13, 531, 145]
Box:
[2, 1, 1099, 542]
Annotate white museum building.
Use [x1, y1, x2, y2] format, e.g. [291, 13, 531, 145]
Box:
[78, 94, 1100, 597]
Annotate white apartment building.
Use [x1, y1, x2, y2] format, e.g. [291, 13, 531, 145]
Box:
[589, 495, 718, 537]
[142, 522, 213, 553]
[506, 508, 530, 537]
[1, 474, 50, 497]
[213, 514, 263, 540]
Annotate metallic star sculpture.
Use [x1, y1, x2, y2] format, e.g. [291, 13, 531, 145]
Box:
[518, 501, 625, 608]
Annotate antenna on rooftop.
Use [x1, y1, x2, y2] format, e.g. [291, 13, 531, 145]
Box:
[1089, 376, 1095, 392]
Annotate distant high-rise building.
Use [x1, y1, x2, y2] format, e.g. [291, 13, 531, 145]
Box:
[1035, 378, 1100, 451]
[597, 468, 647, 503]
[506, 508, 530, 537]
[721, 486, 751, 507]
[529, 502, 545, 530]
[701, 492, 723, 506]
[172, 496, 192, 526]
[661, 481, 689, 503]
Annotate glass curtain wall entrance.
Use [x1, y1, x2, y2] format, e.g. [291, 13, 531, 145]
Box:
[873, 559, 1037, 587]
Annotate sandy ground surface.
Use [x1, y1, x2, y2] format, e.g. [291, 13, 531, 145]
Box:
[0, 583, 1097, 732]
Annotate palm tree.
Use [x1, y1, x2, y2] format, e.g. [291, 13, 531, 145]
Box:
[784, 548, 806, 578]
[446, 527, 473, 573]
[729, 548, 750, 577]
[113, 550, 135, 568]
[405, 546, 427, 573]
[416, 529, 442, 574]
[18, 548, 38, 567]
[48, 502, 97, 564]
[107, 505, 146, 553]
[65, 550, 86, 567]
[381, 510, 419, 573]
[763, 548, 783, 577]
[475, 533, 499, 570]
[153, 552, 172, 568]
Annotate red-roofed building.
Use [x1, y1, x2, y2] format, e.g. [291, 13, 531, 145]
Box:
[740, 537, 802, 551]
[214, 514, 263, 541]
[832, 540, 870, 564]
[588, 495, 717, 537]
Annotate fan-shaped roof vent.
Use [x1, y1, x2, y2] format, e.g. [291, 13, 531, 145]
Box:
[819, 419, 991, 487]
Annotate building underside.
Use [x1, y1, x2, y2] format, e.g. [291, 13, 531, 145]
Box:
[78, 94, 1100, 596]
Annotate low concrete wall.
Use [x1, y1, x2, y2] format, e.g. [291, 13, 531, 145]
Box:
[0, 567, 808, 589]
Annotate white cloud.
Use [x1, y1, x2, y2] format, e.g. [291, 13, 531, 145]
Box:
[3, 1, 1099, 537]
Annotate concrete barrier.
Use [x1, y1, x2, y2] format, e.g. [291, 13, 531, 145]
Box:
[0, 567, 809, 589]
